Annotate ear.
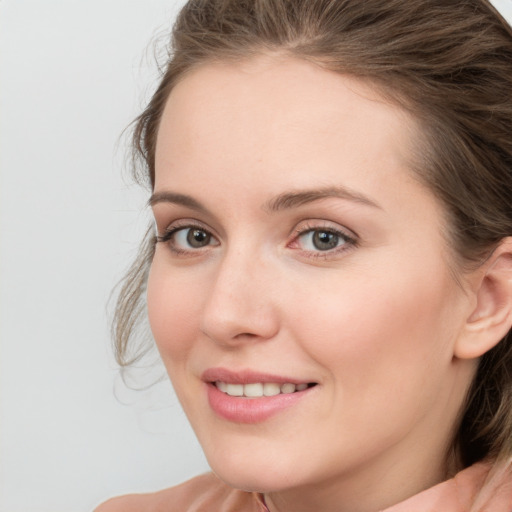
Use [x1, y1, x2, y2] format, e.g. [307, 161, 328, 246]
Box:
[455, 238, 512, 360]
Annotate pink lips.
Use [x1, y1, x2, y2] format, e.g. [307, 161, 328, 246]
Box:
[202, 368, 312, 386]
[202, 368, 316, 424]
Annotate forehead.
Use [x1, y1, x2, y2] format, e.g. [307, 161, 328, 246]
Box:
[155, 56, 423, 210]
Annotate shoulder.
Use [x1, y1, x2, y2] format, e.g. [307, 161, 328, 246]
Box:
[94, 472, 264, 512]
[383, 459, 512, 512]
[467, 458, 512, 512]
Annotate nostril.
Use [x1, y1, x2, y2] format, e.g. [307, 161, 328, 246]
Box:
[234, 332, 258, 339]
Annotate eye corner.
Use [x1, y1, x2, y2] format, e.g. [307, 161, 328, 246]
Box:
[156, 222, 220, 256]
[288, 220, 358, 260]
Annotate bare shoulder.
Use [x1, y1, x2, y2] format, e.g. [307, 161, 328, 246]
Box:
[94, 473, 232, 512]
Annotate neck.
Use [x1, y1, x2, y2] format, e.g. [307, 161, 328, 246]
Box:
[264, 441, 452, 512]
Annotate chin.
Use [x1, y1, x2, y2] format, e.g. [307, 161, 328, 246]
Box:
[204, 447, 303, 493]
[213, 468, 297, 494]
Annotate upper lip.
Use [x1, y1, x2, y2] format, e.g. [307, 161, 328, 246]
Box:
[202, 367, 315, 385]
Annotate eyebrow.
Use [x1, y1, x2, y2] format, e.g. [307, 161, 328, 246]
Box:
[263, 186, 381, 212]
[149, 191, 212, 215]
[148, 186, 381, 214]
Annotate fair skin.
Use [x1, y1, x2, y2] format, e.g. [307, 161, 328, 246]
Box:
[142, 56, 504, 512]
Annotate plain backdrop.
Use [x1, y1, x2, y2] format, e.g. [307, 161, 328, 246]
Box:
[0, 2, 209, 511]
[1, 1, 512, 511]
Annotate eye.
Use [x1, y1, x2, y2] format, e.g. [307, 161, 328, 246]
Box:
[289, 223, 357, 258]
[176, 227, 213, 248]
[299, 230, 345, 251]
[157, 224, 219, 253]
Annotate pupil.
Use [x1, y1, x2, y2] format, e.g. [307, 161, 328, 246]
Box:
[187, 229, 209, 247]
[313, 231, 338, 250]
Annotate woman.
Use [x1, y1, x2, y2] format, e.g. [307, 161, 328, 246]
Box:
[97, 0, 512, 510]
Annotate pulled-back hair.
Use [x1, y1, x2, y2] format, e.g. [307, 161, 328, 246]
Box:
[114, 0, 512, 468]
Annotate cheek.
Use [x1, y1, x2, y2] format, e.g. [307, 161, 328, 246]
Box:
[284, 267, 466, 451]
[290, 263, 462, 390]
[146, 258, 201, 364]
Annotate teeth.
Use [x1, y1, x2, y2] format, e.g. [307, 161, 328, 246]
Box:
[215, 381, 310, 398]
[244, 383, 263, 397]
[225, 383, 244, 396]
[281, 383, 296, 394]
[263, 383, 281, 396]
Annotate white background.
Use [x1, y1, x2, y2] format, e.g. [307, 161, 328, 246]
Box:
[1, 1, 511, 511]
[0, 2, 209, 511]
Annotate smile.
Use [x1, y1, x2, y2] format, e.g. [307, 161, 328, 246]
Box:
[202, 368, 318, 422]
[215, 381, 311, 397]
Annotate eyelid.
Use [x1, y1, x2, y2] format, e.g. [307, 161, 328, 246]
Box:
[156, 219, 220, 254]
[155, 217, 358, 259]
[288, 220, 358, 258]
[291, 219, 358, 241]
[156, 218, 215, 238]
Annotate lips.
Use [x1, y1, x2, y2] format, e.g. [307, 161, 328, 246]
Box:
[202, 368, 317, 423]
[202, 367, 314, 385]
[215, 381, 310, 397]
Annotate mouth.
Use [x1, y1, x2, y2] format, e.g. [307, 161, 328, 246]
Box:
[202, 368, 318, 423]
[213, 381, 316, 398]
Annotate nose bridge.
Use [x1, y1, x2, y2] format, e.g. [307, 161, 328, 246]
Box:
[200, 241, 279, 344]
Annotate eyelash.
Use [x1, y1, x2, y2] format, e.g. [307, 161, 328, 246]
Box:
[156, 221, 357, 259]
[156, 221, 218, 256]
[289, 222, 357, 259]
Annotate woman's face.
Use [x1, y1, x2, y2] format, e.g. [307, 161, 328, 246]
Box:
[148, 57, 477, 508]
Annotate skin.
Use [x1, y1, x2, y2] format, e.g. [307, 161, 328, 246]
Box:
[147, 56, 481, 512]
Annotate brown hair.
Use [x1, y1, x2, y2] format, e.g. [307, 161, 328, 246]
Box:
[114, 0, 512, 468]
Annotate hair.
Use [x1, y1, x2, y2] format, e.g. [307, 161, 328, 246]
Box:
[113, 0, 512, 468]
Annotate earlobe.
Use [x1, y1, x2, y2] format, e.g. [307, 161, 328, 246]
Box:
[455, 238, 512, 360]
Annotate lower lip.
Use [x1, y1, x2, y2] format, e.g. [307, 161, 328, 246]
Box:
[206, 383, 313, 424]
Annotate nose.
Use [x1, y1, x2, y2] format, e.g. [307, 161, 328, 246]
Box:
[199, 247, 280, 346]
